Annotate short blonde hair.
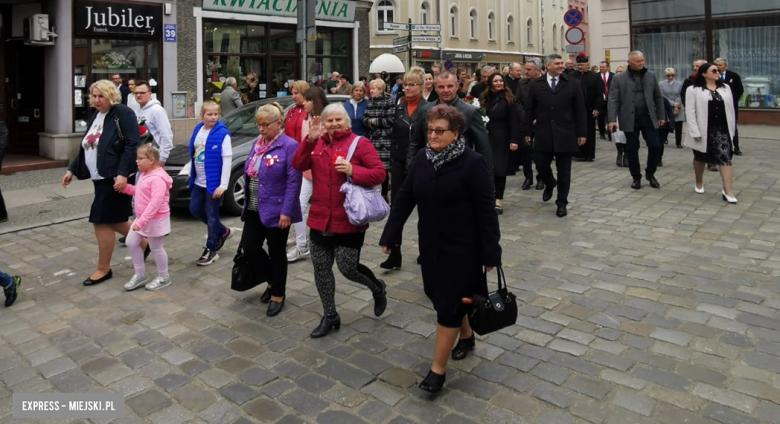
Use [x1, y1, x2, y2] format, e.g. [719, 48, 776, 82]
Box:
[404, 66, 425, 85]
[664, 67, 676, 75]
[351, 82, 366, 98]
[89, 80, 121, 107]
[137, 143, 160, 163]
[255, 102, 284, 123]
[369, 79, 386, 92]
[290, 80, 310, 96]
[201, 100, 220, 117]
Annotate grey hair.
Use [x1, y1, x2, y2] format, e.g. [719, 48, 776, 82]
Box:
[526, 58, 543, 70]
[225, 77, 237, 86]
[545, 54, 562, 65]
[628, 50, 644, 58]
[321, 103, 352, 128]
[694, 59, 706, 66]
[481, 65, 494, 73]
[510, 62, 522, 70]
[714, 57, 728, 66]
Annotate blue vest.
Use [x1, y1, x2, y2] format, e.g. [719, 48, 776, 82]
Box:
[189, 121, 230, 194]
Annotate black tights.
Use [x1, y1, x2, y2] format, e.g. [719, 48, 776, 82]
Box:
[494, 176, 507, 200]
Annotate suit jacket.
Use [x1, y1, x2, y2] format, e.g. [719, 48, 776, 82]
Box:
[607, 68, 665, 132]
[575, 71, 606, 113]
[220, 86, 243, 115]
[722, 70, 744, 112]
[118, 84, 131, 106]
[599, 72, 614, 103]
[680, 75, 696, 107]
[408, 97, 493, 170]
[514, 78, 533, 124]
[524, 74, 587, 153]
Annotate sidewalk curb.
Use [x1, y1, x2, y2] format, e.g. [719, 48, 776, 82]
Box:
[0, 214, 90, 236]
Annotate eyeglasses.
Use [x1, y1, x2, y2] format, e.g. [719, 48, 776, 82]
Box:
[710, 69, 720, 74]
[257, 120, 280, 129]
[136, 156, 150, 161]
[427, 128, 451, 136]
[403, 83, 421, 87]
[134, 91, 149, 95]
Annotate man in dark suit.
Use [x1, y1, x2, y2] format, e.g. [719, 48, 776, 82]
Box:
[597, 61, 614, 140]
[112, 74, 131, 106]
[468, 66, 494, 99]
[524, 54, 587, 218]
[504, 62, 523, 95]
[715, 58, 744, 155]
[573, 55, 605, 161]
[515, 58, 544, 191]
[407, 70, 493, 171]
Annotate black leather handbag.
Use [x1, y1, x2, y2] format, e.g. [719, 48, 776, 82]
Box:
[231, 242, 271, 292]
[468, 266, 518, 336]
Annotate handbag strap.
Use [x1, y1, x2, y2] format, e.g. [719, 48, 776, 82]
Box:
[494, 266, 507, 291]
[345, 136, 361, 183]
[115, 116, 125, 142]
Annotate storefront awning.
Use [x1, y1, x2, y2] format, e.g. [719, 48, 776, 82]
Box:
[369, 53, 405, 73]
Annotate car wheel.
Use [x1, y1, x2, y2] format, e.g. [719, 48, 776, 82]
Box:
[224, 168, 245, 216]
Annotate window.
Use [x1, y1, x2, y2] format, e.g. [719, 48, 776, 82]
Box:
[507, 15, 514, 42]
[450, 6, 458, 37]
[469, 9, 477, 39]
[377, 0, 395, 32]
[561, 25, 565, 50]
[488, 12, 495, 40]
[420, 2, 428, 25]
[527, 18, 534, 45]
[552, 23, 557, 50]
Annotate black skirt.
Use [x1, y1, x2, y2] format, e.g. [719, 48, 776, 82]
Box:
[89, 179, 132, 224]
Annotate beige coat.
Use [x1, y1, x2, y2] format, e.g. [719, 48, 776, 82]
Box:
[683, 85, 735, 153]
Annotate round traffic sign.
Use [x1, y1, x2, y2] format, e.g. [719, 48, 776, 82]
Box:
[564, 9, 583, 27]
[565, 27, 584, 44]
[444, 60, 454, 70]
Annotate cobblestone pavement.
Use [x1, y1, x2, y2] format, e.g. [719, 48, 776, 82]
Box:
[0, 135, 779, 424]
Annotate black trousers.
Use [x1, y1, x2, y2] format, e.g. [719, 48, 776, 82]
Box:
[519, 139, 539, 181]
[624, 114, 661, 180]
[494, 176, 507, 200]
[534, 151, 572, 207]
[575, 115, 597, 160]
[390, 162, 407, 246]
[597, 113, 609, 138]
[241, 212, 290, 297]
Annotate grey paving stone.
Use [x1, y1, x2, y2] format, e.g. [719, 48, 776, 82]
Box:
[486, 333, 523, 351]
[179, 359, 212, 376]
[692, 383, 759, 414]
[203, 327, 238, 344]
[632, 365, 692, 392]
[535, 410, 575, 424]
[37, 356, 77, 378]
[440, 391, 489, 417]
[470, 362, 512, 383]
[315, 359, 375, 389]
[148, 340, 176, 354]
[570, 398, 613, 424]
[677, 364, 728, 387]
[236, 366, 278, 388]
[361, 381, 405, 406]
[133, 329, 164, 346]
[357, 400, 393, 424]
[611, 389, 656, 417]
[595, 329, 623, 341]
[532, 382, 578, 408]
[720, 333, 752, 347]
[532, 363, 571, 385]
[516, 315, 563, 335]
[549, 339, 589, 357]
[348, 352, 393, 375]
[606, 305, 648, 321]
[567, 375, 612, 400]
[626, 350, 678, 370]
[757, 403, 780, 424]
[742, 351, 780, 373]
[395, 398, 446, 423]
[550, 354, 600, 376]
[351, 337, 389, 354]
[279, 388, 329, 416]
[49, 368, 94, 392]
[586, 350, 634, 372]
[737, 313, 780, 331]
[198, 400, 242, 424]
[127, 389, 174, 417]
[108, 375, 154, 397]
[275, 416, 309, 424]
[498, 352, 539, 372]
[316, 410, 370, 424]
[650, 328, 693, 346]
[120, 348, 157, 369]
[448, 375, 499, 400]
[754, 341, 780, 357]
[188, 340, 233, 363]
[219, 383, 260, 405]
[262, 380, 297, 399]
[296, 373, 335, 394]
[160, 348, 198, 366]
[702, 404, 759, 424]
[437, 414, 479, 424]
[154, 373, 191, 392]
[501, 373, 536, 393]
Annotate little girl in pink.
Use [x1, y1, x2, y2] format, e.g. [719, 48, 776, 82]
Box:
[121, 144, 173, 291]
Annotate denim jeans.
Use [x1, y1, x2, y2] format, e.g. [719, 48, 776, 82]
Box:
[190, 185, 226, 251]
[0, 269, 13, 289]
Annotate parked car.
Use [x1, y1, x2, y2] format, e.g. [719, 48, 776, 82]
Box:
[165, 94, 350, 215]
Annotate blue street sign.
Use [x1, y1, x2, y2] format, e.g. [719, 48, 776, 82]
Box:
[444, 60, 454, 70]
[164, 24, 177, 42]
[564, 10, 583, 27]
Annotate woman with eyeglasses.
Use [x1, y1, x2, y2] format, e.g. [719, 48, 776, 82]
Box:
[241, 103, 303, 316]
[660, 68, 684, 148]
[684, 62, 737, 203]
[380, 105, 501, 393]
[379, 67, 432, 270]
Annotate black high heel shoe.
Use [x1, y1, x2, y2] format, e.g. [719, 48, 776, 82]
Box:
[310, 313, 341, 338]
[260, 287, 272, 303]
[419, 370, 446, 393]
[451, 335, 475, 360]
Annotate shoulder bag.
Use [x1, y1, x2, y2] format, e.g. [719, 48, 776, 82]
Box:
[468, 266, 518, 336]
[339, 136, 390, 226]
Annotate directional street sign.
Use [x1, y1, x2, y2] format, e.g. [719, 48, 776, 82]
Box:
[565, 27, 584, 44]
[392, 44, 410, 54]
[393, 36, 408, 46]
[411, 24, 441, 31]
[384, 22, 410, 31]
[564, 9, 583, 27]
[565, 44, 586, 53]
[411, 36, 442, 43]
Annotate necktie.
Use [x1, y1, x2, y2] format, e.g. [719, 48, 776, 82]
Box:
[722, 73, 726, 81]
[551, 77, 557, 91]
[603, 73, 609, 97]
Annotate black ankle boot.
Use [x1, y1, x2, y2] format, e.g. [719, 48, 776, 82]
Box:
[380, 248, 402, 270]
[419, 369, 446, 393]
[373, 280, 387, 317]
[451, 335, 475, 360]
[310, 313, 341, 338]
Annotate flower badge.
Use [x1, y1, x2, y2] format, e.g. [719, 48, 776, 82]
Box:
[464, 96, 490, 124]
[265, 154, 279, 167]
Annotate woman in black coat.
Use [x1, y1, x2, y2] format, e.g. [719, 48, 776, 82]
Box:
[380, 105, 502, 393]
[61, 79, 142, 286]
[481, 73, 521, 214]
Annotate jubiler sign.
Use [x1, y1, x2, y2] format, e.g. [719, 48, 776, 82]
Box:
[75, 0, 162, 38]
[203, 0, 356, 23]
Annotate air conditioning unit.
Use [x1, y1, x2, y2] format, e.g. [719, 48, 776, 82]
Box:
[24, 14, 57, 46]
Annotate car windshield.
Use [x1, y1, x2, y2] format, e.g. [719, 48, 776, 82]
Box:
[222, 105, 261, 138]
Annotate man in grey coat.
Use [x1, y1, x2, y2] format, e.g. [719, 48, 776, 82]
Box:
[608, 51, 666, 190]
[220, 77, 243, 116]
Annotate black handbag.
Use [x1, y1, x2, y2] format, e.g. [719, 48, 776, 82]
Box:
[230, 242, 271, 292]
[467, 266, 518, 336]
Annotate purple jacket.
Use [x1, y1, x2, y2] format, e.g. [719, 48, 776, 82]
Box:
[242, 133, 303, 227]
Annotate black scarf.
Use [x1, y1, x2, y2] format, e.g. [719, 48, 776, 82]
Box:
[425, 138, 466, 171]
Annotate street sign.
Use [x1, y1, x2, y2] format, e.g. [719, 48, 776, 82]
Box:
[384, 22, 410, 31]
[392, 44, 409, 54]
[565, 44, 586, 53]
[605, 49, 611, 61]
[411, 35, 442, 43]
[164, 24, 176, 42]
[565, 27, 584, 44]
[444, 60, 454, 70]
[564, 9, 583, 27]
[393, 36, 408, 46]
[411, 24, 441, 31]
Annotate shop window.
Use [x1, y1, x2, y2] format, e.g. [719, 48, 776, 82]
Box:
[306, 27, 352, 88]
[377, 1, 395, 33]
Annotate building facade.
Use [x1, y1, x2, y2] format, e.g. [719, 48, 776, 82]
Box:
[590, 0, 780, 123]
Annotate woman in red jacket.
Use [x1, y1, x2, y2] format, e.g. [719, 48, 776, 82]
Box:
[293, 103, 388, 338]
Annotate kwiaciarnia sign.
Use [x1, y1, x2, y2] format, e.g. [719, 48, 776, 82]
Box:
[203, 0, 356, 23]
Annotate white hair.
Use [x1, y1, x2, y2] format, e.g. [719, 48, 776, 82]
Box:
[225, 77, 237, 86]
[628, 50, 644, 58]
[321, 103, 351, 128]
[714, 57, 728, 66]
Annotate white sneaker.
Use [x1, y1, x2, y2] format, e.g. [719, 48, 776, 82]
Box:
[124, 274, 149, 291]
[145, 276, 172, 291]
[286, 236, 296, 247]
[287, 244, 310, 262]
